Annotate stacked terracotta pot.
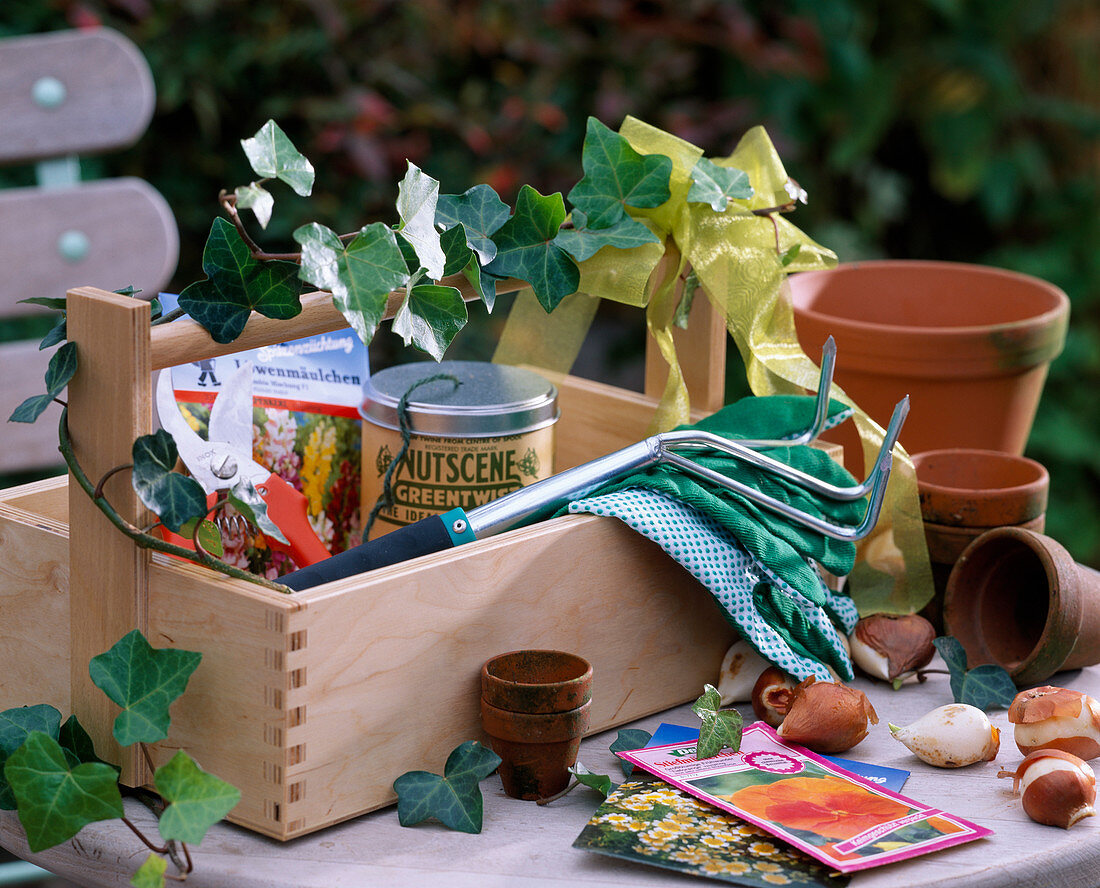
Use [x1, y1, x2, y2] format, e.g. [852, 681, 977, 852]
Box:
[788, 260, 1100, 682]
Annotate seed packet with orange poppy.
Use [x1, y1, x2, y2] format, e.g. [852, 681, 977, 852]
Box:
[617, 722, 992, 874]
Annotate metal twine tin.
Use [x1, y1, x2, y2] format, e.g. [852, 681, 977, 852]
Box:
[360, 361, 558, 539]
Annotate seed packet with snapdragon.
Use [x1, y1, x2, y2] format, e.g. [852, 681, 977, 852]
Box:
[160, 293, 367, 578]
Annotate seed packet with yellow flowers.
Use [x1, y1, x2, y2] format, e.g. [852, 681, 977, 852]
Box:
[574, 777, 849, 887]
[616, 723, 991, 874]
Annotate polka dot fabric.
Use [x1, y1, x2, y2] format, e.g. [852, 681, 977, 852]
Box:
[569, 487, 857, 682]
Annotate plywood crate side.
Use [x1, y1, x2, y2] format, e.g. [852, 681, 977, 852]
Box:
[1, 475, 68, 524]
[145, 558, 305, 837]
[0, 498, 70, 713]
[282, 512, 736, 838]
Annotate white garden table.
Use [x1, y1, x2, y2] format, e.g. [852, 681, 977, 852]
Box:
[2, 661, 1098, 888]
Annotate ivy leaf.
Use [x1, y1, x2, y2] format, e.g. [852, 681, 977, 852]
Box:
[130, 853, 167, 888]
[240, 120, 314, 196]
[294, 221, 409, 345]
[18, 297, 68, 311]
[609, 728, 652, 777]
[691, 684, 744, 759]
[392, 285, 469, 361]
[393, 740, 501, 834]
[395, 162, 446, 279]
[0, 705, 63, 810]
[934, 635, 968, 678]
[441, 223, 474, 277]
[234, 182, 274, 229]
[9, 340, 77, 423]
[227, 479, 288, 545]
[39, 315, 67, 350]
[436, 184, 510, 264]
[88, 630, 202, 746]
[463, 257, 502, 313]
[44, 340, 77, 393]
[154, 751, 240, 845]
[4, 732, 123, 853]
[553, 208, 660, 262]
[567, 117, 672, 229]
[58, 716, 114, 771]
[933, 637, 1016, 710]
[962, 666, 1019, 711]
[131, 430, 208, 534]
[484, 185, 579, 312]
[568, 762, 614, 798]
[179, 218, 302, 344]
[687, 157, 753, 211]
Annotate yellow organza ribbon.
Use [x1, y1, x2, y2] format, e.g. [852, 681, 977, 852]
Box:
[493, 117, 933, 615]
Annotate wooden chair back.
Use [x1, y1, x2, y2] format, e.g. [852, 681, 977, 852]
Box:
[0, 27, 178, 474]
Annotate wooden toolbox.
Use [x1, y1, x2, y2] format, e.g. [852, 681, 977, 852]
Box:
[0, 283, 744, 840]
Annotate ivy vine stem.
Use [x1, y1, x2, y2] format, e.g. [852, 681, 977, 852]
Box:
[120, 816, 169, 855]
[217, 191, 301, 262]
[58, 408, 292, 593]
[752, 201, 797, 254]
[536, 780, 580, 806]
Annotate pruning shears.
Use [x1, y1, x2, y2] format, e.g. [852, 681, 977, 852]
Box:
[155, 362, 332, 568]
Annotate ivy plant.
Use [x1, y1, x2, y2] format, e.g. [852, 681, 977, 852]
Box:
[7, 115, 821, 593]
[0, 630, 240, 887]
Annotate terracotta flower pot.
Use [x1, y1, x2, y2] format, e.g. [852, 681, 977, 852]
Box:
[943, 527, 1100, 685]
[480, 650, 593, 800]
[913, 449, 1049, 528]
[788, 261, 1069, 472]
[912, 448, 1049, 631]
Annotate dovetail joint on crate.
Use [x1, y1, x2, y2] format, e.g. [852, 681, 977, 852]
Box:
[260, 605, 310, 829]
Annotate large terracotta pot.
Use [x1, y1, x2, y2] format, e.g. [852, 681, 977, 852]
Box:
[788, 261, 1069, 472]
[943, 527, 1100, 685]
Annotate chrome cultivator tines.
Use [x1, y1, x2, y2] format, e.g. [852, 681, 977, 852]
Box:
[282, 339, 910, 590]
[466, 341, 909, 542]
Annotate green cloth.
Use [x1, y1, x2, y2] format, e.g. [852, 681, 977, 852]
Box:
[567, 487, 857, 680]
[589, 395, 862, 606]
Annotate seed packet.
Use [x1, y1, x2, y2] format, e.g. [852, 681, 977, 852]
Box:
[646, 723, 910, 792]
[574, 777, 849, 887]
[617, 722, 991, 874]
[160, 294, 367, 577]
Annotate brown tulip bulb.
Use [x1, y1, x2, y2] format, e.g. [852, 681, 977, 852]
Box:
[1000, 749, 1096, 829]
[776, 677, 878, 753]
[751, 666, 798, 728]
[1008, 686, 1100, 761]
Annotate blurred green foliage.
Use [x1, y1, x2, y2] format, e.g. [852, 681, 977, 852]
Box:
[3, 0, 1098, 565]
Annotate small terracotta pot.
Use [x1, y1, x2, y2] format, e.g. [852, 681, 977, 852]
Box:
[480, 650, 593, 800]
[913, 448, 1049, 528]
[912, 448, 1049, 632]
[943, 527, 1100, 685]
[788, 261, 1069, 472]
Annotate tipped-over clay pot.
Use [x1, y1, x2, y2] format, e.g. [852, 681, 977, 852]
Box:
[943, 527, 1100, 685]
[913, 448, 1049, 631]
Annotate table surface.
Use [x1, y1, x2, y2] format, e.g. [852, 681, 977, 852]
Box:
[3, 662, 1098, 888]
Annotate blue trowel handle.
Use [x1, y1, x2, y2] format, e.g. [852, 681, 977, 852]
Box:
[280, 508, 475, 591]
